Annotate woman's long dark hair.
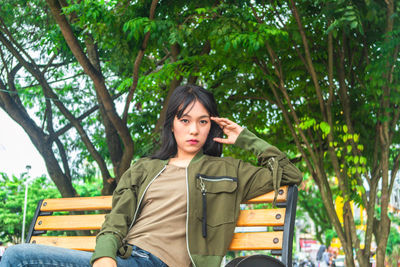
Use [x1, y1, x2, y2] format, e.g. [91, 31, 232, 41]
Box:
[151, 84, 223, 160]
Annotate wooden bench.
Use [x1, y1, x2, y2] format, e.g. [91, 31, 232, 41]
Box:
[26, 185, 298, 266]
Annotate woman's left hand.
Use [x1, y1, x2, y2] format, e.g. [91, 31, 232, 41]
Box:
[211, 117, 244, 145]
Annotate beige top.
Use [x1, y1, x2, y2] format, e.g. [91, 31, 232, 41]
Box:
[125, 164, 191, 267]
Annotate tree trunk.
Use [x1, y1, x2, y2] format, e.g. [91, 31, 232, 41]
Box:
[46, 0, 135, 188]
[0, 79, 76, 197]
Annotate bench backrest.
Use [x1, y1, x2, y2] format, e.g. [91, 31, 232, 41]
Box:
[26, 185, 297, 266]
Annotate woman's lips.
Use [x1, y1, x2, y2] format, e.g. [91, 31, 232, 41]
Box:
[187, 139, 199, 145]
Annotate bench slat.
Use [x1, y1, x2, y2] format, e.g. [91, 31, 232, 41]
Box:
[34, 209, 285, 231]
[228, 232, 283, 250]
[39, 186, 289, 212]
[245, 185, 288, 204]
[236, 208, 285, 227]
[31, 233, 284, 252]
[30, 236, 96, 251]
[35, 215, 106, 231]
[40, 196, 112, 212]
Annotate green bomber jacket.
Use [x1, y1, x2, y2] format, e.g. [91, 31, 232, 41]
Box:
[90, 128, 303, 267]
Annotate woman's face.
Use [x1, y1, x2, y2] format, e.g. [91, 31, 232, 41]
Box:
[172, 100, 211, 160]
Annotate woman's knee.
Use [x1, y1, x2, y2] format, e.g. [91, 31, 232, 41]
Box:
[1, 244, 92, 267]
[3, 243, 23, 257]
[4, 243, 36, 254]
[1, 244, 34, 266]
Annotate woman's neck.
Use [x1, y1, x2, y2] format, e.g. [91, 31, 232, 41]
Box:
[168, 157, 192, 168]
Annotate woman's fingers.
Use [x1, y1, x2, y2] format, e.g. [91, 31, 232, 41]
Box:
[211, 117, 236, 129]
[211, 117, 243, 132]
[211, 117, 233, 124]
[211, 117, 244, 145]
[213, 137, 231, 144]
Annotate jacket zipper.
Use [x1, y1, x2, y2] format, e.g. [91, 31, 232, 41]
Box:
[199, 176, 207, 238]
[196, 174, 238, 182]
[186, 167, 197, 267]
[128, 165, 167, 230]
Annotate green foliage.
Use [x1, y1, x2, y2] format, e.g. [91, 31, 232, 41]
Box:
[387, 213, 400, 256]
[0, 172, 60, 243]
[0, 172, 102, 243]
[298, 185, 335, 245]
[386, 225, 400, 255]
[325, 229, 338, 247]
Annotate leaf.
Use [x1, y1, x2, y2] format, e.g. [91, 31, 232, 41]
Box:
[224, 42, 230, 51]
[320, 121, 331, 134]
[299, 118, 316, 129]
[343, 125, 348, 133]
[195, 8, 207, 14]
[356, 185, 365, 195]
[350, 21, 358, 29]
[347, 145, 352, 153]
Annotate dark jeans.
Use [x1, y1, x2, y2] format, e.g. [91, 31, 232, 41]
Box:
[0, 243, 168, 267]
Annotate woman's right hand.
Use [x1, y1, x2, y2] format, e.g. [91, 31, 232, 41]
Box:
[92, 257, 117, 267]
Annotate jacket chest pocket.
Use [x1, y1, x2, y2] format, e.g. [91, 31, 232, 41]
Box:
[195, 174, 238, 227]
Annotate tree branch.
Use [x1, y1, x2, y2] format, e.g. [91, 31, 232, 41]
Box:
[258, 63, 345, 245]
[389, 152, 400, 196]
[46, 0, 133, 154]
[0, 18, 37, 65]
[43, 95, 72, 181]
[21, 72, 86, 89]
[143, 52, 171, 76]
[52, 91, 124, 139]
[188, 40, 211, 84]
[122, 0, 159, 123]
[252, 4, 320, 165]
[0, 76, 77, 197]
[289, 0, 327, 121]
[153, 43, 181, 134]
[228, 94, 276, 104]
[7, 63, 25, 109]
[46, 0, 134, 178]
[1, 27, 113, 188]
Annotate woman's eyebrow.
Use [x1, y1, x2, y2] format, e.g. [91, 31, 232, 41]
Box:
[199, 115, 211, 119]
[181, 114, 210, 119]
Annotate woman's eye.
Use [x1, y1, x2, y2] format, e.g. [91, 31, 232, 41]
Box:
[200, 120, 209, 124]
[181, 119, 189, 123]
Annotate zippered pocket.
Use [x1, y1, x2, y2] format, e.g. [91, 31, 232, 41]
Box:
[195, 174, 238, 193]
[195, 174, 238, 229]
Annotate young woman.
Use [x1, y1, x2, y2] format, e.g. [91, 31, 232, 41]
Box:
[0, 84, 302, 267]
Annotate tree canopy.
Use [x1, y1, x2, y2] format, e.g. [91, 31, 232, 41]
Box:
[0, 0, 399, 266]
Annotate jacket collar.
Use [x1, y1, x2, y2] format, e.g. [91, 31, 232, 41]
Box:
[191, 149, 205, 163]
[163, 149, 205, 166]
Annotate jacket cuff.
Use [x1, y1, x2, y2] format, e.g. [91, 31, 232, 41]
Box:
[234, 128, 271, 156]
[90, 234, 119, 265]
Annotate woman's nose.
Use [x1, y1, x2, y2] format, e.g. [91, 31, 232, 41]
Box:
[189, 123, 199, 134]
